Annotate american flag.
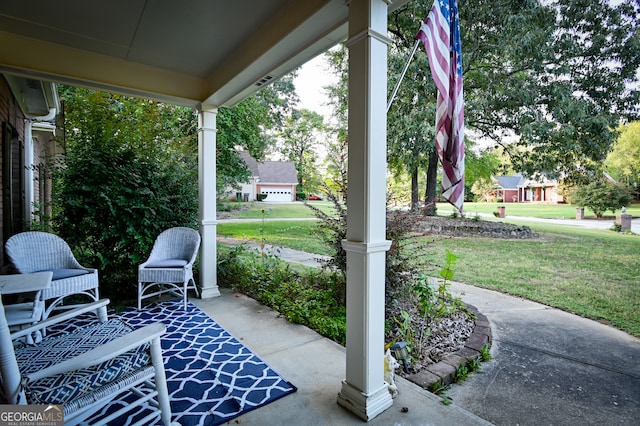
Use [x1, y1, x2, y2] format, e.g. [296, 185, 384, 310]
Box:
[415, 0, 465, 214]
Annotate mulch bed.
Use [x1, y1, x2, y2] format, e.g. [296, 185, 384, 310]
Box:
[407, 213, 537, 239]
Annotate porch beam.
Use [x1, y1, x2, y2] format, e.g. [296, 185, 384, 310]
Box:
[337, 0, 392, 421]
[197, 105, 220, 299]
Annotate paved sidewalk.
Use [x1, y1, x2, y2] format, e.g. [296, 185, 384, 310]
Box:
[217, 236, 329, 268]
[214, 236, 640, 425]
[447, 282, 640, 425]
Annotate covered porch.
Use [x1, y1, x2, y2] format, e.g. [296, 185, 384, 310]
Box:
[2, 0, 412, 421]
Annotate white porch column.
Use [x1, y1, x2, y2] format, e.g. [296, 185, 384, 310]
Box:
[337, 0, 392, 421]
[197, 105, 220, 299]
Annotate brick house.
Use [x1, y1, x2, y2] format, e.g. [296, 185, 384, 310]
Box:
[494, 173, 563, 203]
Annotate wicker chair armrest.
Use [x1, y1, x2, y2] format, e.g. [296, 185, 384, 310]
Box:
[10, 299, 110, 341]
[26, 322, 165, 383]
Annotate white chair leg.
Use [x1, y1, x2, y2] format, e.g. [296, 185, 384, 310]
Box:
[191, 278, 200, 298]
[183, 281, 188, 310]
[92, 289, 108, 322]
[150, 337, 174, 425]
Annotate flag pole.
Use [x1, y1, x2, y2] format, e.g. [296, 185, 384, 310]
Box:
[387, 39, 421, 112]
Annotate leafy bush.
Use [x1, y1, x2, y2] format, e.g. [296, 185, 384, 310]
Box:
[305, 189, 434, 305]
[385, 210, 435, 300]
[53, 87, 198, 304]
[54, 145, 198, 303]
[217, 245, 347, 344]
[571, 181, 632, 218]
[305, 191, 347, 294]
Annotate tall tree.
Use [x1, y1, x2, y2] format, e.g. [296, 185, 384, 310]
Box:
[458, 0, 640, 182]
[323, 47, 350, 200]
[277, 108, 325, 192]
[388, 0, 640, 196]
[217, 75, 298, 192]
[386, 29, 437, 211]
[605, 121, 640, 197]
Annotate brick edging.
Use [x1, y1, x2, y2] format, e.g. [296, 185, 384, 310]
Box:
[404, 304, 492, 389]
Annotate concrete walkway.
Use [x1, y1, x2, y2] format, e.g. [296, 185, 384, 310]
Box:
[446, 282, 640, 426]
[211, 235, 640, 425]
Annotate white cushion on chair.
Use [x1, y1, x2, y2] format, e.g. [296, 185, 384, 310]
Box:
[39, 269, 89, 280]
[6, 232, 104, 322]
[145, 259, 188, 268]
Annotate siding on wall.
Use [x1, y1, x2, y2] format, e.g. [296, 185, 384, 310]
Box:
[0, 76, 26, 267]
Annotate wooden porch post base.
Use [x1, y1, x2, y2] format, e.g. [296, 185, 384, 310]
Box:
[337, 380, 393, 421]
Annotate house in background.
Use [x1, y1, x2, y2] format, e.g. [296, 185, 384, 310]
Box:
[494, 173, 563, 203]
[1, 75, 60, 262]
[231, 151, 298, 202]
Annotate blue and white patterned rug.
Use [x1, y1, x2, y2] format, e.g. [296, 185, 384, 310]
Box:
[51, 299, 297, 425]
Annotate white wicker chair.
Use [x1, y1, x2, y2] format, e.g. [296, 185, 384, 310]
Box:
[0, 296, 178, 426]
[5, 231, 107, 323]
[138, 227, 201, 310]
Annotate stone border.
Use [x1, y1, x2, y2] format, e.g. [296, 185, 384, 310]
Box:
[404, 304, 492, 389]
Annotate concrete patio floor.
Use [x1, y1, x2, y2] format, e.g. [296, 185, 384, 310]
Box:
[192, 288, 491, 426]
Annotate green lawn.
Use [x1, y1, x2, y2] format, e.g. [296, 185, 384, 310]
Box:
[217, 220, 329, 255]
[222, 200, 640, 220]
[231, 201, 335, 219]
[429, 225, 639, 336]
[217, 202, 640, 336]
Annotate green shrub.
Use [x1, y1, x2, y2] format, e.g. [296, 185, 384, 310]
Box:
[217, 245, 347, 344]
[571, 181, 632, 218]
[53, 87, 198, 305]
[305, 190, 435, 305]
[54, 145, 197, 303]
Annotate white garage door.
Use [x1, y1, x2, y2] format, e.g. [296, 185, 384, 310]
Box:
[260, 187, 292, 202]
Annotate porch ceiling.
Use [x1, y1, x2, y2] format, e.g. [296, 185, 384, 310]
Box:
[0, 0, 410, 108]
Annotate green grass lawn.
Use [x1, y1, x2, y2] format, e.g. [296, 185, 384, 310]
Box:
[217, 202, 640, 336]
[217, 220, 329, 255]
[222, 200, 640, 220]
[429, 225, 639, 336]
[230, 201, 335, 219]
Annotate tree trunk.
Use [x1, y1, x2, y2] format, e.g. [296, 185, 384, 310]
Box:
[424, 149, 438, 216]
[411, 167, 419, 211]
